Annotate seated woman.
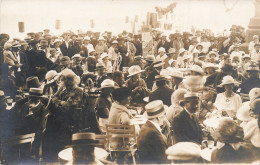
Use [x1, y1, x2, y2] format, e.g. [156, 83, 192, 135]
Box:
[108, 87, 132, 125]
[212, 118, 256, 163]
[95, 79, 115, 133]
[125, 65, 146, 91]
[214, 75, 242, 118]
[108, 87, 134, 149]
[167, 88, 188, 124]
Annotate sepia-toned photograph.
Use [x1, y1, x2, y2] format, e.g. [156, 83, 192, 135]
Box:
[0, 0, 260, 164]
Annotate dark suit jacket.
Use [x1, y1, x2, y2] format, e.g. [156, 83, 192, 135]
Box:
[172, 39, 184, 52]
[171, 110, 202, 144]
[60, 41, 70, 57]
[149, 85, 174, 106]
[211, 143, 256, 163]
[60, 41, 80, 58]
[157, 40, 171, 53]
[137, 120, 168, 164]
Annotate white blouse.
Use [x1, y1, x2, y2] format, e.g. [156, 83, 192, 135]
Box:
[214, 92, 242, 117]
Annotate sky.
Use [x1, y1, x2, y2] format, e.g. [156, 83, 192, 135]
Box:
[0, 0, 255, 39]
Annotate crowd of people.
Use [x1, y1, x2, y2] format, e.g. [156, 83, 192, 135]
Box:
[0, 24, 260, 164]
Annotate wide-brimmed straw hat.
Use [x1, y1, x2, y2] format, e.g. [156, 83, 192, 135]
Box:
[100, 79, 115, 89]
[98, 53, 109, 62]
[190, 64, 204, 75]
[45, 70, 60, 84]
[249, 88, 260, 103]
[145, 100, 166, 119]
[159, 69, 171, 79]
[236, 101, 253, 122]
[182, 75, 206, 92]
[127, 65, 144, 77]
[170, 70, 184, 79]
[204, 63, 219, 70]
[145, 54, 155, 62]
[166, 142, 201, 161]
[158, 47, 166, 53]
[219, 75, 239, 87]
[171, 88, 188, 105]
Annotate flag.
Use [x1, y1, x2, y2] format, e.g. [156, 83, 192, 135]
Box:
[18, 22, 24, 33]
[55, 20, 61, 29]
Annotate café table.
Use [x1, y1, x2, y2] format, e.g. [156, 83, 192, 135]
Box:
[130, 115, 147, 126]
[58, 147, 108, 164]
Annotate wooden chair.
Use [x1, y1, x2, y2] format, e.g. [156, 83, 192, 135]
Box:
[106, 124, 137, 164]
[0, 133, 35, 163]
[240, 93, 250, 102]
[95, 134, 108, 150]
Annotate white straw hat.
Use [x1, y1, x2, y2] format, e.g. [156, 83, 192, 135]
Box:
[219, 75, 239, 86]
[166, 142, 201, 160]
[127, 65, 144, 77]
[145, 100, 166, 119]
[100, 79, 115, 89]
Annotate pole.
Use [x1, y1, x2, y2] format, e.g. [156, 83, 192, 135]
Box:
[0, 0, 2, 32]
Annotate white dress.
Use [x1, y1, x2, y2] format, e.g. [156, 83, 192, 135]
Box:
[214, 92, 242, 118]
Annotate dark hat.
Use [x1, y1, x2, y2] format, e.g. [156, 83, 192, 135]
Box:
[26, 76, 41, 91]
[81, 73, 97, 83]
[0, 33, 9, 40]
[112, 87, 131, 102]
[29, 40, 39, 46]
[40, 40, 48, 46]
[60, 56, 71, 66]
[221, 64, 234, 73]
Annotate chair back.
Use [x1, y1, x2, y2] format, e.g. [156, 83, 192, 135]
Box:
[1, 133, 35, 146]
[95, 134, 108, 149]
[240, 93, 250, 102]
[0, 133, 35, 162]
[106, 124, 136, 150]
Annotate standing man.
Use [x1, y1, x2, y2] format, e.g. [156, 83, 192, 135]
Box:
[149, 75, 174, 107]
[137, 100, 169, 164]
[250, 43, 260, 64]
[60, 32, 71, 57]
[157, 33, 170, 53]
[171, 93, 203, 144]
[172, 33, 184, 53]
[125, 37, 136, 65]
